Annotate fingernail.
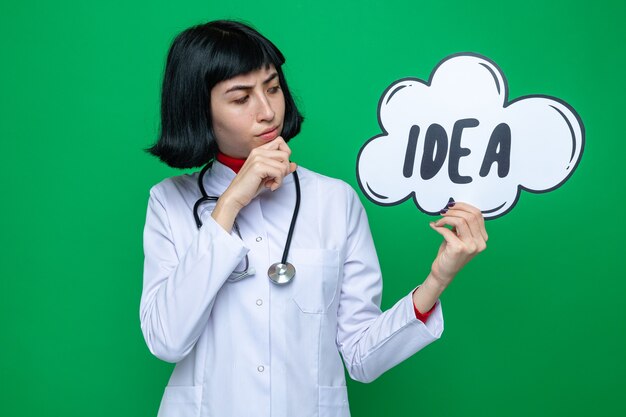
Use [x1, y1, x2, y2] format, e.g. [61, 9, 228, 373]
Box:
[447, 197, 456, 208]
[440, 208, 448, 215]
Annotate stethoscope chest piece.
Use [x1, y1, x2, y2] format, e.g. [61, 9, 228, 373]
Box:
[268, 262, 296, 285]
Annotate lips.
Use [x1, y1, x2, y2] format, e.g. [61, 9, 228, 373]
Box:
[257, 126, 279, 140]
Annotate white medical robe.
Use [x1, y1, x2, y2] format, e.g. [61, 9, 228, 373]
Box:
[140, 162, 444, 417]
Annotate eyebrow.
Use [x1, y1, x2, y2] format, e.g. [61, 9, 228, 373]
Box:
[224, 72, 279, 94]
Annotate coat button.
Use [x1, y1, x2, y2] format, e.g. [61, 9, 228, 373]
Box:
[256, 299, 263, 306]
[257, 365, 265, 372]
[256, 236, 262, 242]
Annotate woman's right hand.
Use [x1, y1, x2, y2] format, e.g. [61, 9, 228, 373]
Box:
[211, 137, 296, 232]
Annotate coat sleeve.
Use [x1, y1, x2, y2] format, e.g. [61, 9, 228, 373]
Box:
[139, 185, 248, 363]
[336, 186, 444, 383]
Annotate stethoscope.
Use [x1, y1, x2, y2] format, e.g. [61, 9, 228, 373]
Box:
[193, 163, 301, 285]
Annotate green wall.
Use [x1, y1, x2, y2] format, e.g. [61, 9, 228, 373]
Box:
[1, 0, 625, 416]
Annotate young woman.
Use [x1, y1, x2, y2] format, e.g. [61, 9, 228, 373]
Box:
[141, 19, 488, 417]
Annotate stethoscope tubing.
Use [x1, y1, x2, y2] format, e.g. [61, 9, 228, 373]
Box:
[193, 164, 215, 229]
[280, 170, 300, 265]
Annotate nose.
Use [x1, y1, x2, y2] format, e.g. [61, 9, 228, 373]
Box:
[256, 94, 275, 123]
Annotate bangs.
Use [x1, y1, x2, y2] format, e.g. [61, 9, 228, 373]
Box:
[208, 29, 285, 86]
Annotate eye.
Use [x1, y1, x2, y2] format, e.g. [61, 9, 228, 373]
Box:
[233, 95, 249, 104]
[268, 85, 281, 94]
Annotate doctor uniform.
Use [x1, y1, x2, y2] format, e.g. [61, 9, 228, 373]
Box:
[140, 161, 444, 417]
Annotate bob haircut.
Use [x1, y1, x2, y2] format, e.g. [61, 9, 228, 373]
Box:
[148, 20, 304, 168]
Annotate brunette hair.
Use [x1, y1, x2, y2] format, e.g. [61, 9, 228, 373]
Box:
[148, 20, 303, 168]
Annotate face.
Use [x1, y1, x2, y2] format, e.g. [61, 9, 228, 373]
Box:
[210, 64, 285, 158]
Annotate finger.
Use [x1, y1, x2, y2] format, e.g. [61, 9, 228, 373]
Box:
[434, 214, 473, 242]
[259, 136, 291, 155]
[445, 201, 479, 212]
[263, 167, 284, 191]
[445, 201, 489, 242]
[249, 148, 291, 164]
[259, 159, 291, 183]
[442, 208, 482, 242]
[429, 221, 461, 245]
[264, 161, 299, 190]
[251, 147, 292, 165]
[273, 136, 291, 154]
[438, 212, 487, 253]
[241, 158, 285, 188]
[263, 177, 274, 189]
[247, 152, 292, 176]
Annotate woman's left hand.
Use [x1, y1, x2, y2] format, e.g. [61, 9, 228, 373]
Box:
[428, 201, 488, 289]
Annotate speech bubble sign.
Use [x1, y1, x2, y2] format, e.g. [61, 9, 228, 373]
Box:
[356, 53, 585, 219]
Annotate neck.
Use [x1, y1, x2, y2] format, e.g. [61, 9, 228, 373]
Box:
[216, 151, 246, 173]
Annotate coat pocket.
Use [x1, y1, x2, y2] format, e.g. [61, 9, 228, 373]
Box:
[319, 385, 350, 417]
[157, 385, 202, 417]
[289, 248, 340, 314]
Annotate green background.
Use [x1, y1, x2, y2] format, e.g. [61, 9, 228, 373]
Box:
[1, 0, 625, 416]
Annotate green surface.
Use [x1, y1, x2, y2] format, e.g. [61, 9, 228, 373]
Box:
[1, 0, 624, 416]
